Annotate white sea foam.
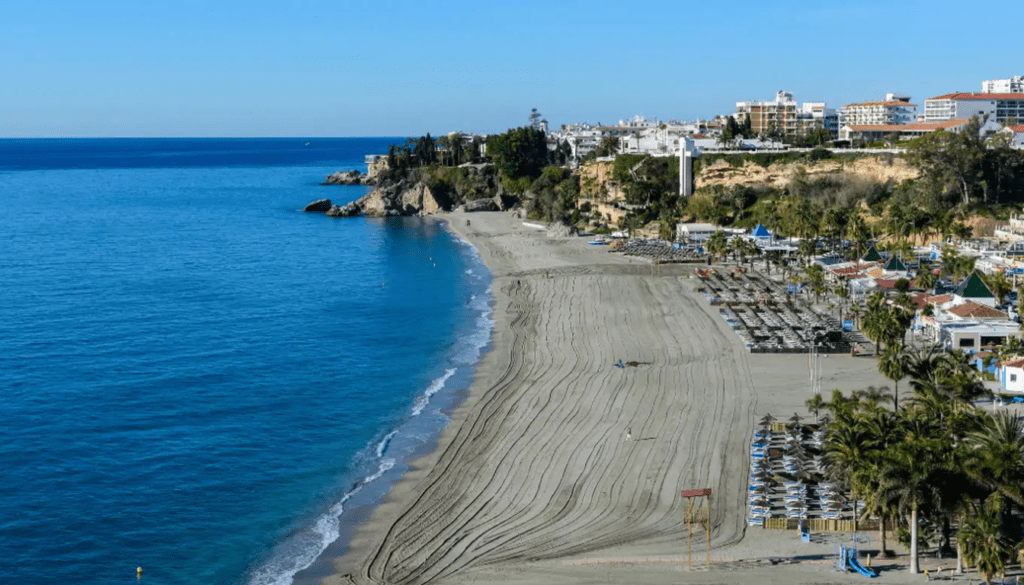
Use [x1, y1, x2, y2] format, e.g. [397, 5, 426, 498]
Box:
[251, 225, 491, 585]
[411, 368, 456, 416]
[376, 430, 397, 458]
[247, 450, 402, 585]
[364, 458, 396, 483]
[246, 491, 352, 585]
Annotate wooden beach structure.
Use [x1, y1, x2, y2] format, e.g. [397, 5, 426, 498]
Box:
[680, 487, 712, 569]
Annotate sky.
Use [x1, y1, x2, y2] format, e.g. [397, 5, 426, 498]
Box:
[1, 0, 1020, 138]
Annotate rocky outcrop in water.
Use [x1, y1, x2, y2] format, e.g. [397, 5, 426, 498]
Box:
[322, 170, 376, 186]
[319, 164, 516, 217]
[326, 202, 361, 217]
[303, 199, 332, 212]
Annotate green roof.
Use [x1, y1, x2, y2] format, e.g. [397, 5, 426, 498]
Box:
[862, 246, 882, 262]
[955, 272, 995, 299]
[883, 255, 908, 271]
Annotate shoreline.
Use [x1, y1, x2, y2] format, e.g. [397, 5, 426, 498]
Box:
[290, 215, 494, 585]
[315, 211, 947, 585]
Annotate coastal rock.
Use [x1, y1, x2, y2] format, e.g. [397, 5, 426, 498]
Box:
[360, 190, 389, 216]
[400, 183, 452, 215]
[322, 170, 365, 186]
[494, 193, 518, 211]
[547, 223, 579, 238]
[463, 198, 498, 213]
[303, 198, 332, 212]
[326, 202, 361, 217]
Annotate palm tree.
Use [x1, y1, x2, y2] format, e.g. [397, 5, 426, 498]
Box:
[915, 264, 937, 291]
[863, 291, 900, 356]
[805, 394, 826, 424]
[805, 264, 826, 304]
[966, 412, 1024, 507]
[879, 343, 910, 411]
[875, 414, 944, 574]
[959, 498, 1012, 584]
[705, 230, 728, 263]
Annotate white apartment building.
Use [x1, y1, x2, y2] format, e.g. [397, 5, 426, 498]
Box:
[839, 94, 918, 126]
[982, 75, 1024, 93]
[924, 93, 1024, 124]
[798, 102, 839, 138]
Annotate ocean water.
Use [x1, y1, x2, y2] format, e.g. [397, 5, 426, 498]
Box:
[0, 139, 493, 585]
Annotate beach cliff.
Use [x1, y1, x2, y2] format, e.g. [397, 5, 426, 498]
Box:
[317, 160, 517, 217]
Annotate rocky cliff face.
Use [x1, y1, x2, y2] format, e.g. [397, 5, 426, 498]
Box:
[317, 164, 513, 218]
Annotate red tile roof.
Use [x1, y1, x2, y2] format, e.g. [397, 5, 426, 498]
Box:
[876, 278, 916, 289]
[843, 100, 917, 108]
[847, 119, 969, 132]
[926, 294, 952, 305]
[945, 302, 1007, 319]
[1000, 357, 1024, 369]
[911, 293, 930, 310]
[929, 92, 1024, 101]
[829, 266, 862, 276]
[1008, 125, 1024, 133]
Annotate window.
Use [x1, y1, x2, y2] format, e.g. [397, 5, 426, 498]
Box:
[1011, 374, 1018, 383]
[959, 338, 976, 348]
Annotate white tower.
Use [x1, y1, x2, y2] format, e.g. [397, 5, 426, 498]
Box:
[679, 136, 701, 197]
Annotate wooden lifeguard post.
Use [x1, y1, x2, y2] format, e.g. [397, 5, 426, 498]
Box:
[680, 488, 712, 569]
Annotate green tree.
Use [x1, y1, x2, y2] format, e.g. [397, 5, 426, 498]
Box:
[959, 498, 1011, 584]
[875, 414, 944, 574]
[486, 127, 549, 181]
[705, 230, 728, 263]
[879, 343, 910, 411]
[908, 125, 984, 206]
[805, 264, 826, 303]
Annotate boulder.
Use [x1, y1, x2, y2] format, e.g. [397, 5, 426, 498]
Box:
[547, 223, 579, 238]
[359, 190, 389, 216]
[322, 170, 364, 185]
[463, 198, 499, 212]
[303, 198, 332, 212]
[326, 203, 361, 217]
[494, 193, 518, 211]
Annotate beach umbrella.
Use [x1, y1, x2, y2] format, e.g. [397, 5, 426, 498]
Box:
[759, 414, 776, 426]
[787, 412, 803, 429]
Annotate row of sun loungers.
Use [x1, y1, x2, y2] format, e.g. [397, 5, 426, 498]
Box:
[748, 420, 853, 526]
[612, 240, 707, 263]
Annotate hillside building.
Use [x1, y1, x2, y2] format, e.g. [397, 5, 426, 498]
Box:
[838, 119, 969, 143]
[982, 75, 1024, 94]
[839, 94, 918, 126]
[735, 91, 835, 140]
[924, 93, 1024, 124]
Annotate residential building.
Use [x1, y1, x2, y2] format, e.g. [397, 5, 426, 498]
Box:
[797, 102, 839, 138]
[982, 75, 1024, 94]
[676, 223, 721, 244]
[736, 91, 798, 137]
[839, 94, 917, 126]
[998, 125, 1024, 150]
[838, 119, 969, 143]
[924, 93, 1024, 124]
[999, 357, 1024, 393]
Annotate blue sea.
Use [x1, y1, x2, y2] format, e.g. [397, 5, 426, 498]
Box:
[0, 138, 493, 585]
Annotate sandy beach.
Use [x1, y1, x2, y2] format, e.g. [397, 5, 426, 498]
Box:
[320, 211, 955, 585]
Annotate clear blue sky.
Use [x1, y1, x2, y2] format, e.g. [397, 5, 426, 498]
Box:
[1, 0, 1019, 137]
